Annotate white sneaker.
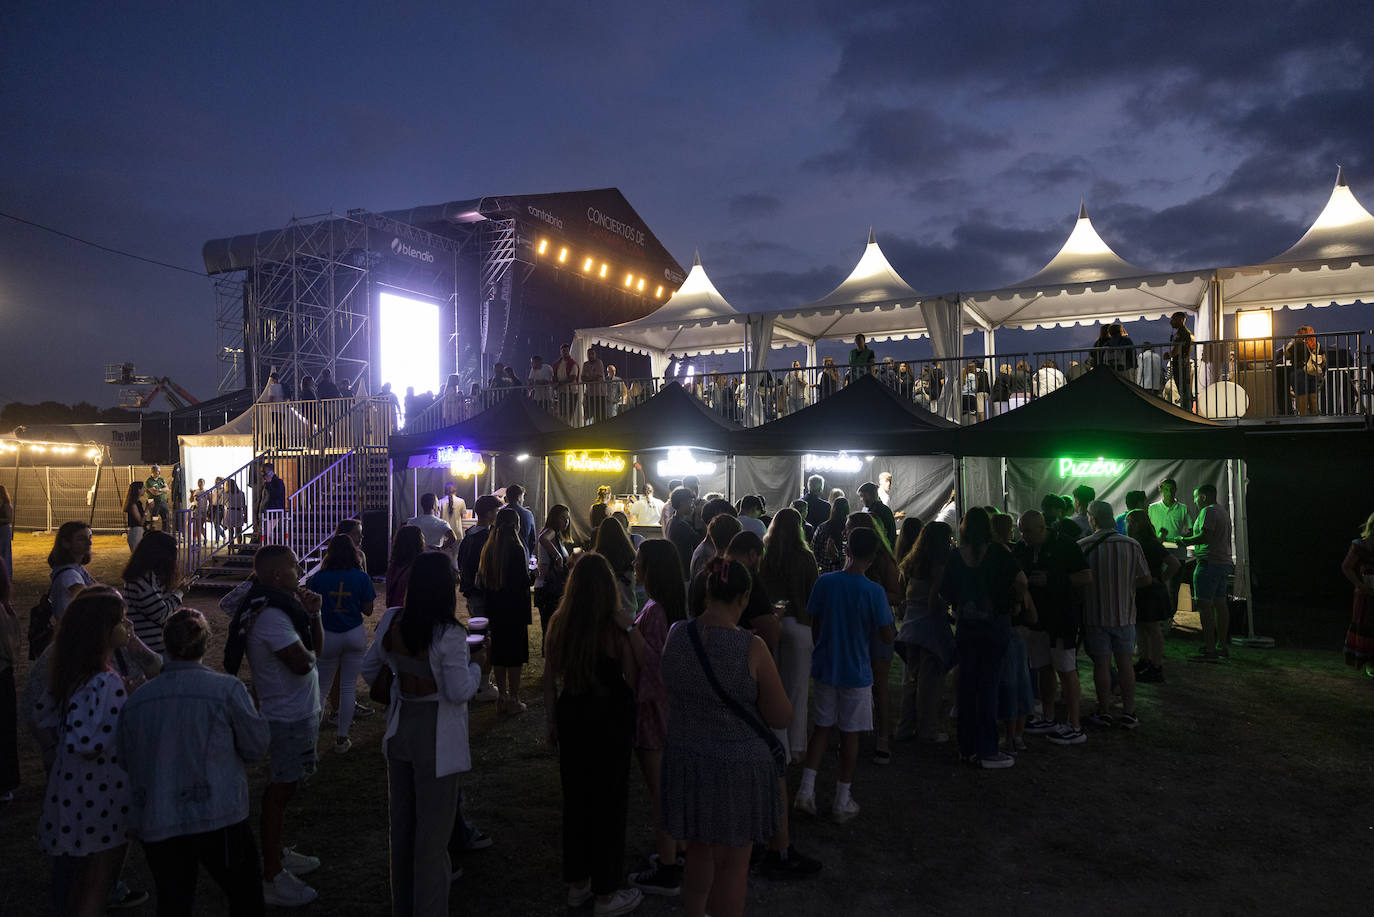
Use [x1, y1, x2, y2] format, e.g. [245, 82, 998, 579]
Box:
[832, 797, 861, 824]
[334, 736, 352, 755]
[475, 682, 500, 703]
[281, 847, 321, 876]
[263, 870, 318, 907]
[980, 752, 1016, 769]
[792, 791, 817, 816]
[594, 888, 643, 916]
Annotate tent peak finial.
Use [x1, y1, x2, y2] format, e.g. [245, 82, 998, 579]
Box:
[867, 226, 876, 244]
[693, 249, 702, 267]
[1078, 200, 1088, 220]
[1336, 164, 1347, 187]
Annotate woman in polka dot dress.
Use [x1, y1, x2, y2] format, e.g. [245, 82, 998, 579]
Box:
[36, 587, 134, 917]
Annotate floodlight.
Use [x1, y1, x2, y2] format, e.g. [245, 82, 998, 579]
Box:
[624, 274, 634, 287]
[655, 285, 664, 297]
[538, 239, 549, 255]
[583, 257, 594, 272]
[378, 291, 441, 427]
[558, 247, 568, 263]
[516, 453, 530, 462]
[599, 263, 609, 278]
[636, 278, 645, 291]
[1235, 308, 1273, 340]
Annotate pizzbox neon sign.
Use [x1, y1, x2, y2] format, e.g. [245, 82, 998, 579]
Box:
[1058, 457, 1126, 479]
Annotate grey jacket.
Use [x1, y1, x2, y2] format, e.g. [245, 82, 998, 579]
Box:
[115, 660, 269, 842]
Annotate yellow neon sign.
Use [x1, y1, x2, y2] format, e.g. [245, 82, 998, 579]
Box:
[564, 451, 626, 473]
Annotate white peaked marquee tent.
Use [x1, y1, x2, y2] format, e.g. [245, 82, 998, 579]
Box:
[962, 202, 1214, 351]
[1219, 167, 1374, 317]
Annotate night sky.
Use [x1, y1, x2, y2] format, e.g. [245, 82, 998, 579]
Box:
[3, 1, 1372, 407]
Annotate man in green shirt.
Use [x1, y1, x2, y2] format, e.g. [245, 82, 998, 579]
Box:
[145, 465, 170, 531]
[848, 334, 876, 380]
[1147, 477, 1192, 622]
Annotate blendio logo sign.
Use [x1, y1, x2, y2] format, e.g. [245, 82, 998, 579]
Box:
[390, 237, 435, 263]
[586, 207, 645, 247]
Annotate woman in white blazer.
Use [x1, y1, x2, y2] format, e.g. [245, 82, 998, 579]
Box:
[362, 553, 485, 917]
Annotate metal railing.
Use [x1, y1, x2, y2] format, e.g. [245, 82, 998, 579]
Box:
[352, 330, 1374, 437]
[262, 449, 357, 571]
[175, 452, 265, 584]
[252, 396, 395, 454]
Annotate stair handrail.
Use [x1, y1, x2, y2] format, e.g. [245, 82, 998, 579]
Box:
[263, 449, 357, 572]
[179, 451, 269, 585]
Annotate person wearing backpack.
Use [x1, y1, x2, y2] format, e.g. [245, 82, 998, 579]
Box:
[940, 508, 1027, 770]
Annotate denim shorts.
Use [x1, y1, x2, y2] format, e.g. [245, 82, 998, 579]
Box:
[1083, 624, 1136, 658]
[268, 716, 319, 784]
[1193, 561, 1233, 602]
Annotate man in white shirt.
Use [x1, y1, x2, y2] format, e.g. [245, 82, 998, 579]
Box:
[633, 483, 664, 526]
[1136, 343, 1164, 394]
[527, 354, 554, 409]
[1077, 502, 1151, 730]
[934, 488, 959, 527]
[436, 483, 467, 534]
[408, 492, 455, 548]
[737, 494, 767, 538]
[242, 545, 324, 906]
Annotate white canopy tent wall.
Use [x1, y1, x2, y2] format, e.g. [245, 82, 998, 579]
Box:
[176, 408, 257, 525]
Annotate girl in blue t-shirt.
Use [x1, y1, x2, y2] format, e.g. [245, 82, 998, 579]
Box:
[306, 534, 376, 754]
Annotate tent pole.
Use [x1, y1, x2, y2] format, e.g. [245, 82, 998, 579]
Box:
[954, 456, 964, 520]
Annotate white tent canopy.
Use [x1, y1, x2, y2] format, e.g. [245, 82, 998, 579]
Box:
[1220, 168, 1374, 314]
[963, 203, 1212, 333]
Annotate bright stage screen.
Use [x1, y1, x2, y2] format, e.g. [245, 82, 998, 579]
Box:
[378, 291, 441, 427]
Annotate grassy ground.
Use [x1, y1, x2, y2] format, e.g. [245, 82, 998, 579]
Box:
[2, 533, 1370, 915]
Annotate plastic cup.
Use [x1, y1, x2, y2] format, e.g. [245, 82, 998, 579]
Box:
[467, 616, 488, 633]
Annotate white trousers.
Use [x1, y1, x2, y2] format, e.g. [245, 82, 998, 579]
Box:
[316, 624, 367, 736]
[777, 616, 814, 758]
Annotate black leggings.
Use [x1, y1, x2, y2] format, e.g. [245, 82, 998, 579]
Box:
[141, 819, 263, 917]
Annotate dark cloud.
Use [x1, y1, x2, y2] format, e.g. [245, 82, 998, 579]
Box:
[727, 193, 783, 220]
[994, 154, 1094, 195]
[717, 266, 846, 311]
[1099, 195, 1304, 269]
[805, 104, 1007, 177]
[879, 218, 1064, 291]
[822, 0, 1368, 99]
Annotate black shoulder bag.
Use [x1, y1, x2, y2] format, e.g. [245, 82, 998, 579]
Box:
[685, 621, 788, 778]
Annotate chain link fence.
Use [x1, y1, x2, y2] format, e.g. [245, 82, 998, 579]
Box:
[7, 464, 158, 533]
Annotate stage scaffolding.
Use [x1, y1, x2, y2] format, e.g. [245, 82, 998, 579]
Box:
[213, 211, 464, 398]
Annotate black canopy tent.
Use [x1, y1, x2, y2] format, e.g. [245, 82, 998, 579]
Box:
[729, 373, 958, 456]
[388, 394, 571, 461]
[952, 366, 1244, 460]
[542, 383, 743, 455]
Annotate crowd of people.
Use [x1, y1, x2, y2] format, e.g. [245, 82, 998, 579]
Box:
[5, 465, 1373, 917]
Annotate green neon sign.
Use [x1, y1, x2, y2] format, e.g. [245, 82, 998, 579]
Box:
[1058, 457, 1126, 478]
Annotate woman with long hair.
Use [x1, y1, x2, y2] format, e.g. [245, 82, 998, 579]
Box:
[361, 553, 484, 917]
[535, 505, 572, 643]
[847, 513, 902, 765]
[543, 553, 643, 916]
[626, 539, 687, 895]
[0, 483, 13, 575]
[1126, 510, 1179, 684]
[306, 534, 377, 754]
[757, 507, 818, 759]
[386, 525, 425, 608]
[661, 557, 790, 917]
[594, 517, 639, 618]
[940, 508, 1027, 770]
[123, 482, 146, 553]
[811, 498, 849, 574]
[222, 479, 247, 544]
[1343, 511, 1374, 677]
[39, 587, 134, 917]
[894, 517, 923, 567]
[478, 508, 532, 714]
[121, 530, 182, 656]
[49, 521, 97, 622]
[590, 485, 613, 537]
[895, 522, 955, 743]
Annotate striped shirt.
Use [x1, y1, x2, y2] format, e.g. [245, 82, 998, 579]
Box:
[124, 572, 181, 655]
[1077, 532, 1149, 627]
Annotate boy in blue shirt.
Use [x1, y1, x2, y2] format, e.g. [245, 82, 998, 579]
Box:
[793, 528, 894, 823]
